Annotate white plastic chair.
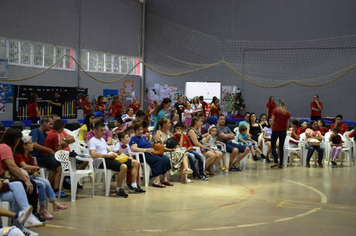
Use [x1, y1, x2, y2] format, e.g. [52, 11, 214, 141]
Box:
[326, 133, 352, 166]
[283, 135, 302, 167]
[131, 152, 151, 187]
[300, 133, 324, 167]
[92, 157, 120, 196]
[0, 199, 11, 227]
[32, 156, 50, 180]
[55, 150, 95, 201]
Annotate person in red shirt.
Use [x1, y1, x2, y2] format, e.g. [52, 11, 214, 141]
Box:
[42, 119, 65, 196]
[209, 96, 221, 118]
[14, 134, 68, 220]
[114, 95, 123, 119]
[107, 99, 116, 121]
[199, 96, 208, 117]
[28, 93, 42, 123]
[129, 97, 141, 114]
[96, 95, 106, 115]
[330, 114, 348, 135]
[297, 121, 308, 135]
[310, 94, 323, 121]
[270, 99, 290, 168]
[317, 120, 329, 136]
[266, 96, 276, 119]
[82, 95, 93, 119]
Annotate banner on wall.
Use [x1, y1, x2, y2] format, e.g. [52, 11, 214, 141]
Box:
[0, 83, 14, 104]
[76, 87, 89, 109]
[0, 58, 9, 79]
[13, 85, 83, 120]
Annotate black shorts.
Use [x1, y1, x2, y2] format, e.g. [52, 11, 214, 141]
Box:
[99, 158, 132, 172]
[39, 154, 61, 170]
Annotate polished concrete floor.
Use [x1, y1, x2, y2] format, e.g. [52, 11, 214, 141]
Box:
[33, 159, 356, 236]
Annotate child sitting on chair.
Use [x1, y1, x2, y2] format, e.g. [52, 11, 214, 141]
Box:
[203, 126, 228, 171]
[237, 125, 266, 161]
[114, 132, 145, 193]
[329, 126, 343, 166]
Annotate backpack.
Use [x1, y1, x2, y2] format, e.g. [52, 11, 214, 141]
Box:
[166, 137, 179, 149]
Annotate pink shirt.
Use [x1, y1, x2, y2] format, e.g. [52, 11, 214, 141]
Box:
[304, 128, 322, 143]
[0, 144, 14, 175]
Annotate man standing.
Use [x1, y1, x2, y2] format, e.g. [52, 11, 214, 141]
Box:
[217, 114, 250, 171]
[49, 92, 63, 118]
[310, 94, 323, 121]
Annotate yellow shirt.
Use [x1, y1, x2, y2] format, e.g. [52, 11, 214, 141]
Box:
[78, 124, 88, 141]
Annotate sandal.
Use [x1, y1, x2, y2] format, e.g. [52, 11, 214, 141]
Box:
[152, 182, 166, 188]
[160, 181, 174, 186]
[182, 169, 193, 175]
[182, 179, 194, 184]
[229, 167, 237, 172]
[270, 164, 279, 168]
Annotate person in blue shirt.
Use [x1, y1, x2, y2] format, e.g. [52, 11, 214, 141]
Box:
[153, 98, 172, 128]
[237, 125, 266, 161]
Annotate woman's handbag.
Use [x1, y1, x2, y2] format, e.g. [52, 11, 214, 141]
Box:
[115, 154, 129, 163]
[308, 138, 321, 146]
[2, 168, 29, 182]
[152, 143, 164, 156]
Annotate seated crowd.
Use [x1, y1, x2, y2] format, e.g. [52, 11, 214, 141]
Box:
[0, 95, 354, 235]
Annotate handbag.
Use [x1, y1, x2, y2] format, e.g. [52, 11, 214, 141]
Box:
[2, 168, 29, 182]
[308, 138, 320, 146]
[115, 154, 129, 163]
[152, 143, 164, 156]
[166, 137, 179, 149]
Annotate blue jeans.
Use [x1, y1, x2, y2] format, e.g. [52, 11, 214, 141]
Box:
[187, 150, 204, 175]
[306, 145, 324, 163]
[0, 182, 30, 213]
[271, 130, 286, 165]
[0, 226, 24, 236]
[31, 176, 57, 206]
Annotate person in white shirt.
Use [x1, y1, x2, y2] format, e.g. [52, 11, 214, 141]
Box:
[88, 121, 142, 198]
[114, 132, 145, 193]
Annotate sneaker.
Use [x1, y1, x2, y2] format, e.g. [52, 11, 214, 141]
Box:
[24, 214, 43, 227]
[54, 191, 68, 198]
[331, 160, 337, 166]
[21, 226, 39, 236]
[115, 188, 128, 198]
[261, 154, 267, 159]
[193, 174, 200, 179]
[16, 205, 33, 224]
[128, 185, 146, 193]
[33, 212, 47, 223]
[199, 174, 209, 181]
[253, 155, 260, 161]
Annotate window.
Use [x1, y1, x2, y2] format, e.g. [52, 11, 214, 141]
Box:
[80, 50, 141, 75]
[0, 37, 75, 70]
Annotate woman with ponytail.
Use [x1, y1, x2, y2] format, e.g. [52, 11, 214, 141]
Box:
[270, 99, 290, 168]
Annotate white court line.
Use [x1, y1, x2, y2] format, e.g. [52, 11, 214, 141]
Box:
[191, 179, 327, 231]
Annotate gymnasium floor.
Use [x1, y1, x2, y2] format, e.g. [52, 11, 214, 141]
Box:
[33, 159, 355, 236]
